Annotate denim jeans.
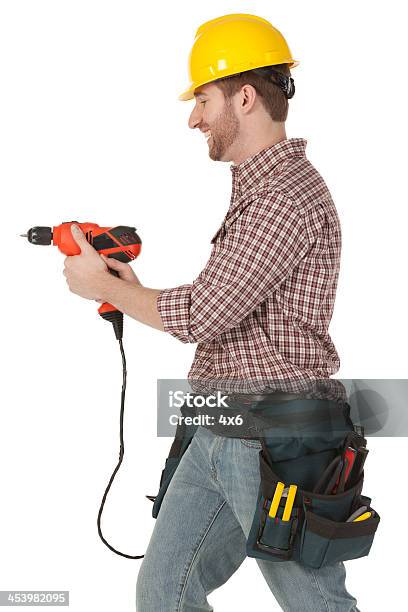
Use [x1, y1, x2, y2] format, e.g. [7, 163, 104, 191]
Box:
[136, 425, 361, 611]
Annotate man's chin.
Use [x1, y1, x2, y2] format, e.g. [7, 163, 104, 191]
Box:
[208, 143, 227, 162]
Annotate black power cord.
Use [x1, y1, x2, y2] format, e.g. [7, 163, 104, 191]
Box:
[96, 333, 144, 559]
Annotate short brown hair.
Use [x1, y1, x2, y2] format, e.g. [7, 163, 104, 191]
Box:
[214, 64, 291, 122]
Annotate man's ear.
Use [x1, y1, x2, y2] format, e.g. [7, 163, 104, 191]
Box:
[240, 84, 257, 114]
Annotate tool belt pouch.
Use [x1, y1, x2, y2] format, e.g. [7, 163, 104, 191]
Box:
[246, 401, 381, 568]
[299, 492, 380, 568]
[149, 402, 198, 519]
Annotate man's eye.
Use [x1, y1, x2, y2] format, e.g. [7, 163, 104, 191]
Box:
[200, 100, 207, 105]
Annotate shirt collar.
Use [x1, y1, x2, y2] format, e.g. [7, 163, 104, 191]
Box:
[230, 138, 308, 197]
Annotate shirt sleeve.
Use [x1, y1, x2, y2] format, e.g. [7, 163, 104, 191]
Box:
[157, 194, 314, 344]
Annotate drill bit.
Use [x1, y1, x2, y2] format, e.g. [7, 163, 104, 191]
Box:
[20, 233, 28, 237]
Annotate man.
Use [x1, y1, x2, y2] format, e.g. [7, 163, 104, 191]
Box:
[64, 13, 360, 612]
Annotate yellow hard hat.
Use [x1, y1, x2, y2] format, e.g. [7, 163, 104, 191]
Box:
[179, 13, 299, 101]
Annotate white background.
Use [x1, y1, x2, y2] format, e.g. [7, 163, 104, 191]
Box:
[0, 1, 407, 610]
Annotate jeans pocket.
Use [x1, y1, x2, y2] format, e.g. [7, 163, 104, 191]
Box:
[300, 508, 380, 568]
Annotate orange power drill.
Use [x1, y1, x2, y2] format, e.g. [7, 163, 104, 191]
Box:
[20, 220, 146, 560]
[20, 221, 142, 339]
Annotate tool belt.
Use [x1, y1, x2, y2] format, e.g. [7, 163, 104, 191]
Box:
[149, 395, 380, 568]
[149, 400, 198, 519]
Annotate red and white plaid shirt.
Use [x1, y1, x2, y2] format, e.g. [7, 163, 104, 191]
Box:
[157, 138, 343, 396]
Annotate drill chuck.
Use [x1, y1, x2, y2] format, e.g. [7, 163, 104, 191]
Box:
[22, 226, 53, 245]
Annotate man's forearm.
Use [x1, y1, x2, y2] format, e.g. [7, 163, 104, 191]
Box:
[101, 275, 165, 331]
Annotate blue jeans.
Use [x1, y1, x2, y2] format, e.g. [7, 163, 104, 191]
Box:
[136, 425, 360, 611]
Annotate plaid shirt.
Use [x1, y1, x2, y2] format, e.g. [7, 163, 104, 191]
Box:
[157, 138, 343, 396]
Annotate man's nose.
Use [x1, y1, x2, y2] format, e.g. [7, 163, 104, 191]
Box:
[188, 104, 202, 129]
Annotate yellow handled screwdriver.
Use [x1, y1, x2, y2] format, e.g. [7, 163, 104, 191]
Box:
[353, 511, 372, 522]
[268, 482, 285, 518]
[282, 484, 297, 521]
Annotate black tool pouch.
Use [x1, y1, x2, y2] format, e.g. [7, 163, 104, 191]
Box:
[299, 492, 380, 568]
[246, 399, 381, 568]
[148, 402, 198, 519]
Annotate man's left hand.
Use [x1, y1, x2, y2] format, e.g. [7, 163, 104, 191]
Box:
[63, 224, 112, 301]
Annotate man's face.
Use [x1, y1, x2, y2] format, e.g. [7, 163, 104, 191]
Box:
[188, 82, 240, 161]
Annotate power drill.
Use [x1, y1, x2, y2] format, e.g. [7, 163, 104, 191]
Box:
[20, 221, 146, 559]
[20, 221, 142, 339]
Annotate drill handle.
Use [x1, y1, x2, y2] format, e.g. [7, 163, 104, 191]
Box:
[98, 268, 120, 315]
[97, 268, 124, 338]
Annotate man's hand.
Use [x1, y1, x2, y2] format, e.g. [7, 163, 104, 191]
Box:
[100, 254, 142, 285]
[63, 224, 112, 301]
[62, 224, 164, 332]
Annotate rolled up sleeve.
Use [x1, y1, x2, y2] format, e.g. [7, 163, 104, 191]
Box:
[157, 194, 313, 345]
[157, 284, 193, 343]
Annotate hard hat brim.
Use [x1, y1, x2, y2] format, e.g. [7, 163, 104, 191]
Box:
[178, 59, 300, 101]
